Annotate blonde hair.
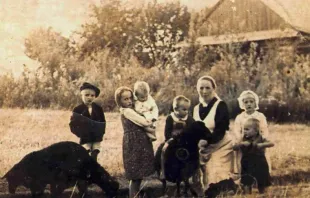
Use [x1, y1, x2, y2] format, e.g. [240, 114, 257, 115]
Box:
[244, 118, 260, 133]
[173, 95, 191, 111]
[114, 86, 133, 107]
[134, 81, 150, 97]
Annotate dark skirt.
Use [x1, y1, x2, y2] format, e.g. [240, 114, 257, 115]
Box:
[121, 116, 155, 180]
[241, 154, 271, 188]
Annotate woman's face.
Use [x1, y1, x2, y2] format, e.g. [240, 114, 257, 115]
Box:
[198, 79, 215, 102]
[120, 91, 133, 108]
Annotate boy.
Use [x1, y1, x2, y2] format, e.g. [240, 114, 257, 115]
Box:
[69, 82, 106, 161]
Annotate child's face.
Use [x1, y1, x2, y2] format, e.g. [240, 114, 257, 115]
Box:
[243, 121, 259, 138]
[81, 89, 96, 106]
[243, 96, 256, 113]
[135, 90, 148, 102]
[199, 80, 214, 101]
[176, 101, 190, 118]
[120, 91, 133, 108]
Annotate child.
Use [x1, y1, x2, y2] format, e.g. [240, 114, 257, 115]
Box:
[233, 118, 274, 194]
[133, 81, 159, 141]
[234, 90, 271, 175]
[69, 82, 106, 161]
[160, 95, 195, 179]
[164, 95, 195, 141]
[114, 86, 155, 198]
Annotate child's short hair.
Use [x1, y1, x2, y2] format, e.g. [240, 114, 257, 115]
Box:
[134, 81, 150, 97]
[80, 82, 100, 97]
[244, 117, 260, 131]
[173, 95, 191, 111]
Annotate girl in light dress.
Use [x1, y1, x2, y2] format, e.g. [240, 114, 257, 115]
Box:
[233, 90, 272, 176]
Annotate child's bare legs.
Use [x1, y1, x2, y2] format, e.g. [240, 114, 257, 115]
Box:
[129, 179, 142, 198]
[83, 142, 101, 161]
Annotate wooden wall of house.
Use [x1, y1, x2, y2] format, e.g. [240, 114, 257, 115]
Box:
[200, 0, 290, 36]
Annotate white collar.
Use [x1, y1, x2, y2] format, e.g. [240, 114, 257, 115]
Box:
[171, 112, 188, 122]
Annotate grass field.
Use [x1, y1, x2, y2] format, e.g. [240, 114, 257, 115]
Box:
[0, 109, 310, 197]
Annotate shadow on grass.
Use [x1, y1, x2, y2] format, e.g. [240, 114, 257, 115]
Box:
[272, 170, 310, 185]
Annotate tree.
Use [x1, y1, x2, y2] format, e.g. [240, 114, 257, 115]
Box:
[25, 27, 82, 88]
[76, 0, 191, 68]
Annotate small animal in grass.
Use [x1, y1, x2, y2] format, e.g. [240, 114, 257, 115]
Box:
[154, 121, 212, 197]
[233, 118, 274, 194]
[2, 141, 119, 198]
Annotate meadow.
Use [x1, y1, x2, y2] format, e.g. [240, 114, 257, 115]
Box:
[0, 109, 310, 197]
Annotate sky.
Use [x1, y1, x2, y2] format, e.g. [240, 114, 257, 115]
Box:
[0, 0, 308, 76]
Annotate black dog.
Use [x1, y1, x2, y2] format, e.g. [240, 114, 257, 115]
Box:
[2, 141, 119, 197]
[155, 121, 211, 197]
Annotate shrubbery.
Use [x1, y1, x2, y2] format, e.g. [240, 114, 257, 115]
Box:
[0, 0, 309, 123]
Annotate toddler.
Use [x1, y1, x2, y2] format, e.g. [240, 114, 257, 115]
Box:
[233, 118, 274, 194]
[160, 95, 195, 179]
[133, 81, 159, 141]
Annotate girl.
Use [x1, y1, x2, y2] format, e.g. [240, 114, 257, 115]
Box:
[233, 118, 274, 194]
[234, 90, 271, 175]
[193, 76, 235, 197]
[114, 86, 155, 198]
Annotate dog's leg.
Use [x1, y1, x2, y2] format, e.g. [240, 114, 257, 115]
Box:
[77, 180, 89, 198]
[175, 181, 181, 197]
[185, 179, 198, 197]
[160, 179, 167, 196]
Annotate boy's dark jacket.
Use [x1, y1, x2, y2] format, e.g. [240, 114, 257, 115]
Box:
[69, 103, 106, 144]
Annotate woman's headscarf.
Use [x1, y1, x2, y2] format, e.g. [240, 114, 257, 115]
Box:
[237, 90, 259, 110]
[196, 75, 219, 106]
[114, 86, 133, 107]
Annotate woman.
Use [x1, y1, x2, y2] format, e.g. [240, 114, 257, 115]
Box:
[114, 86, 155, 198]
[193, 76, 236, 197]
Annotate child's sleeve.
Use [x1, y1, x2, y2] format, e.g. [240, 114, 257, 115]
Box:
[149, 96, 159, 120]
[259, 113, 269, 138]
[233, 115, 243, 144]
[69, 107, 82, 137]
[164, 116, 174, 141]
[123, 108, 151, 127]
[100, 108, 106, 134]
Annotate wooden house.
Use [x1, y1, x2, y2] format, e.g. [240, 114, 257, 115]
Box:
[177, 0, 310, 54]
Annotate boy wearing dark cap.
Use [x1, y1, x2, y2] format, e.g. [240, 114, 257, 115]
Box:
[69, 82, 106, 161]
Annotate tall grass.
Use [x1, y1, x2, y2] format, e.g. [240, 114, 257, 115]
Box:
[0, 109, 309, 197]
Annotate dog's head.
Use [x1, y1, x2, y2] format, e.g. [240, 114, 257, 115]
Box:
[183, 121, 212, 144]
[2, 166, 26, 194]
[86, 161, 119, 198]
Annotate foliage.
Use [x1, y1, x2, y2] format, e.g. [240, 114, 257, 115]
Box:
[0, 1, 310, 123]
[76, 0, 190, 68]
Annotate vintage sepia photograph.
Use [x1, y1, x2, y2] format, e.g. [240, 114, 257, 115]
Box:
[0, 0, 310, 197]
